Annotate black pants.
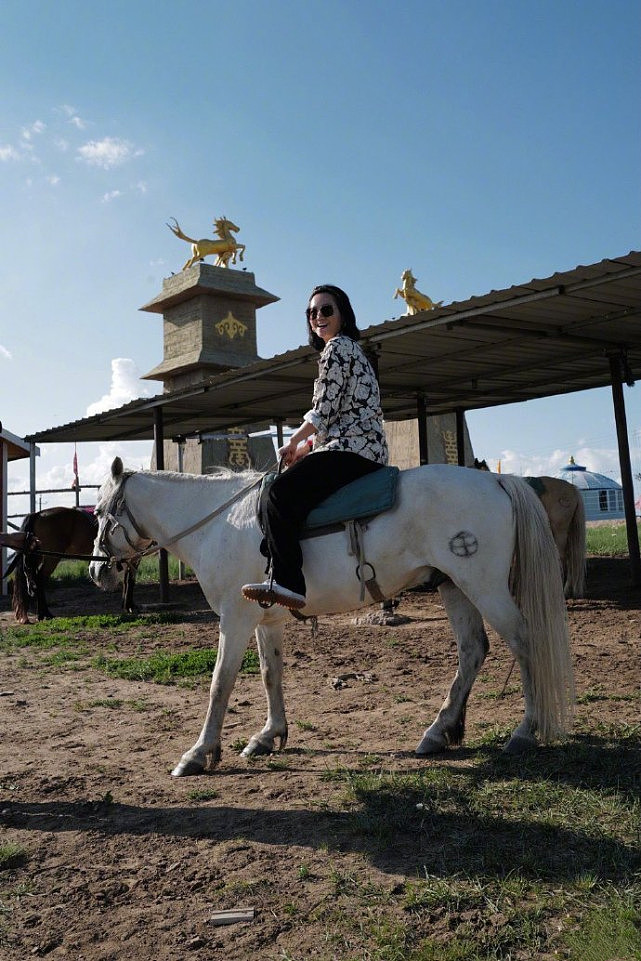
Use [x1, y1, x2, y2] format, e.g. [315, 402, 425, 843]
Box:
[260, 450, 384, 596]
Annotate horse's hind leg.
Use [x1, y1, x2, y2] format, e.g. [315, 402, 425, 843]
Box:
[471, 591, 539, 753]
[35, 573, 52, 620]
[242, 623, 288, 757]
[416, 582, 489, 755]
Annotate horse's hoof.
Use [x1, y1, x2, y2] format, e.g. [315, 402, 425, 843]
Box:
[241, 737, 273, 758]
[415, 734, 448, 756]
[503, 734, 537, 755]
[171, 757, 205, 777]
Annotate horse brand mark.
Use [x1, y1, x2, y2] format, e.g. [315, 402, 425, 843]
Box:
[449, 530, 478, 557]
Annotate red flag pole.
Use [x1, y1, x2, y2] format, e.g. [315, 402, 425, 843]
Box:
[72, 445, 80, 506]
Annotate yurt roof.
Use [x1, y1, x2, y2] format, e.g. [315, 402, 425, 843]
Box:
[560, 462, 622, 490]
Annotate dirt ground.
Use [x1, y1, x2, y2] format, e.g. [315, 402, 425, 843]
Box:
[0, 557, 639, 960]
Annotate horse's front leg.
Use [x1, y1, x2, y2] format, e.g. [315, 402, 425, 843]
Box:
[171, 614, 256, 777]
[242, 622, 288, 757]
[416, 581, 489, 755]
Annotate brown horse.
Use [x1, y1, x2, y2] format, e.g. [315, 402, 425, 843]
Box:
[2, 507, 138, 624]
[473, 459, 586, 597]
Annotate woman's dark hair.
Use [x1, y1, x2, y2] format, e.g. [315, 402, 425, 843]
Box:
[306, 284, 360, 351]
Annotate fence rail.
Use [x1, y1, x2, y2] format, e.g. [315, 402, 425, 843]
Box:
[6, 484, 101, 526]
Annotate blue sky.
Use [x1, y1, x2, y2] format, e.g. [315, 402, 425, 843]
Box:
[1, 0, 639, 516]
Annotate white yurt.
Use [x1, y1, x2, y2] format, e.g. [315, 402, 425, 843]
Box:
[559, 457, 624, 521]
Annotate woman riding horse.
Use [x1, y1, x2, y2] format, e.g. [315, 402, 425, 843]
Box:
[242, 285, 388, 610]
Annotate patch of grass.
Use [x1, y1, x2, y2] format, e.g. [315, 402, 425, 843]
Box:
[0, 844, 28, 871]
[73, 698, 124, 711]
[1, 612, 179, 651]
[295, 719, 317, 732]
[577, 686, 640, 704]
[0, 613, 259, 683]
[563, 885, 641, 960]
[585, 521, 639, 556]
[186, 788, 220, 802]
[92, 646, 259, 683]
[51, 556, 195, 586]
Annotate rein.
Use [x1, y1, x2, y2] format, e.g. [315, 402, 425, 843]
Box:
[6, 546, 112, 563]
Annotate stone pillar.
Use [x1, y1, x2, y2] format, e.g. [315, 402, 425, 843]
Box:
[140, 264, 279, 473]
[385, 414, 475, 470]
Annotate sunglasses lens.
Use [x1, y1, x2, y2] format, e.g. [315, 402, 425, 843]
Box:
[306, 304, 334, 321]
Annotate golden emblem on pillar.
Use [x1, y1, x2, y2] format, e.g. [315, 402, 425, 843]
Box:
[227, 428, 250, 470]
[167, 216, 246, 269]
[216, 311, 247, 340]
[394, 269, 442, 315]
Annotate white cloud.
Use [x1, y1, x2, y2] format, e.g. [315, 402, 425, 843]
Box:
[101, 189, 122, 203]
[21, 121, 45, 140]
[77, 137, 142, 169]
[494, 446, 624, 484]
[47, 174, 61, 186]
[0, 144, 20, 161]
[0, 344, 13, 360]
[86, 358, 153, 416]
[59, 104, 87, 129]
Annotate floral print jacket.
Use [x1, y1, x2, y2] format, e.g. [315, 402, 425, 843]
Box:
[304, 335, 388, 464]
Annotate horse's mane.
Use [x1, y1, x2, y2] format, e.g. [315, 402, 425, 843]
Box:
[131, 466, 263, 484]
[123, 466, 264, 527]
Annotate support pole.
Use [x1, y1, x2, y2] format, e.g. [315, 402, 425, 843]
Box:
[176, 437, 186, 581]
[416, 394, 429, 465]
[455, 408, 466, 466]
[154, 407, 170, 603]
[29, 446, 37, 514]
[608, 352, 640, 587]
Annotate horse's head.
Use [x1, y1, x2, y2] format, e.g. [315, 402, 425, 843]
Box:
[401, 269, 416, 284]
[214, 216, 240, 238]
[90, 457, 150, 592]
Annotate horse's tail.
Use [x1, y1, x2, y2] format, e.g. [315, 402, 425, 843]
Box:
[10, 514, 37, 624]
[499, 475, 575, 743]
[10, 554, 31, 624]
[166, 218, 196, 244]
[562, 492, 587, 598]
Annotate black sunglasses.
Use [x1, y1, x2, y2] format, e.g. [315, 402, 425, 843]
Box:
[306, 303, 335, 322]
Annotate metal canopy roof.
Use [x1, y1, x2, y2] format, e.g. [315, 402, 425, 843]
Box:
[27, 251, 641, 445]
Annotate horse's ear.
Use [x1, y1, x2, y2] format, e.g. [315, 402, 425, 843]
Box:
[111, 456, 124, 480]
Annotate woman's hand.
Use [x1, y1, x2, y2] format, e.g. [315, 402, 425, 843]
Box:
[277, 438, 299, 468]
[278, 438, 311, 468]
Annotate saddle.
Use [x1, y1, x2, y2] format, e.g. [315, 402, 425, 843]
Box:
[259, 466, 400, 603]
[303, 466, 400, 536]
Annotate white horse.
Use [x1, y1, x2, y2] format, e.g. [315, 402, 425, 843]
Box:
[89, 458, 574, 777]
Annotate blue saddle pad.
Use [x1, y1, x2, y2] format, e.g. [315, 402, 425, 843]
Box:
[303, 466, 400, 531]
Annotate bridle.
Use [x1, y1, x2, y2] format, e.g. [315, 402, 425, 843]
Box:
[96, 475, 158, 569]
[95, 471, 264, 568]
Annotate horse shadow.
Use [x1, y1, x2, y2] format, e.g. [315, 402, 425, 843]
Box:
[3, 735, 637, 885]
